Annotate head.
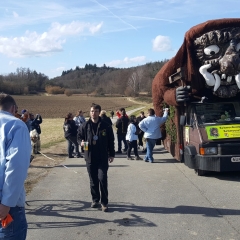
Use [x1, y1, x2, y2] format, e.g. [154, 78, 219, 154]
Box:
[90, 103, 101, 121]
[29, 113, 35, 120]
[129, 115, 137, 123]
[21, 109, 27, 115]
[140, 111, 145, 117]
[100, 110, 106, 117]
[0, 93, 17, 115]
[148, 108, 155, 116]
[76, 110, 83, 116]
[120, 108, 126, 116]
[64, 113, 73, 123]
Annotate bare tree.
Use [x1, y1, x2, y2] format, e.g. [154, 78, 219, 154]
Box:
[127, 67, 144, 95]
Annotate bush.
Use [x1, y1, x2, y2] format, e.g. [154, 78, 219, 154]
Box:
[64, 89, 73, 96]
[45, 86, 65, 94]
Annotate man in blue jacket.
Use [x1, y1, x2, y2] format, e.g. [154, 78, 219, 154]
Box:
[139, 108, 168, 163]
[0, 93, 31, 239]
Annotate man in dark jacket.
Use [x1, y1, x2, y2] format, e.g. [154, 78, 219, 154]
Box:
[136, 111, 146, 151]
[77, 103, 115, 212]
[115, 108, 129, 153]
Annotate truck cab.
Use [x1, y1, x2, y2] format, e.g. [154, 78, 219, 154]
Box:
[182, 100, 240, 175]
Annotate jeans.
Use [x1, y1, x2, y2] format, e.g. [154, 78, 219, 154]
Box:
[117, 134, 127, 151]
[0, 206, 27, 240]
[144, 138, 156, 162]
[66, 136, 80, 157]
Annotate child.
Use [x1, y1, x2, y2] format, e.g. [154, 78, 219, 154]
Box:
[125, 115, 142, 160]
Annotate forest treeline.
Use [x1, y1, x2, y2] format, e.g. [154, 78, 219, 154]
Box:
[0, 60, 168, 96]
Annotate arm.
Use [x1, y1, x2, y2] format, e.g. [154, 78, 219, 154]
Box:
[128, 124, 136, 142]
[2, 122, 31, 207]
[107, 125, 115, 160]
[77, 124, 85, 145]
[115, 118, 121, 128]
[157, 109, 169, 125]
[38, 115, 42, 124]
[139, 120, 147, 133]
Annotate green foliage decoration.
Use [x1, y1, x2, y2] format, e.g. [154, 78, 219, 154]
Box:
[164, 104, 177, 143]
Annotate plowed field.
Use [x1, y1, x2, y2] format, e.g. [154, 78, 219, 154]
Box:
[14, 95, 137, 118]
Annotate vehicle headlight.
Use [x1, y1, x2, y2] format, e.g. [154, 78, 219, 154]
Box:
[200, 147, 217, 155]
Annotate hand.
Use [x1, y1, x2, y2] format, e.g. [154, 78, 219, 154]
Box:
[81, 140, 84, 147]
[0, 204, 10, 220]
[109, 157, 114, 163]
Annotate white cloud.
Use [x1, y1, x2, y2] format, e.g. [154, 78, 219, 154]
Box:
[0, 21, 103, 58]
[106, 56, 146, 67]
[9, 60, 18, 66]
[152, 35, 172, 52]
[13, 11, 19, 18]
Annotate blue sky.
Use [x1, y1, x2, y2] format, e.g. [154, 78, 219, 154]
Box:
[1, 0, 240, 79]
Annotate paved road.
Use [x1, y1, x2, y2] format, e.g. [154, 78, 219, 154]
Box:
[26, 109, 240, 240]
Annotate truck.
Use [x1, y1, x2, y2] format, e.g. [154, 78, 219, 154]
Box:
[152, 18, 240, 175]
[180, 97, 240, 176]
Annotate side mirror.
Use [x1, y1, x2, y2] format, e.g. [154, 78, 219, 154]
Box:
[180, 115, 186, 126]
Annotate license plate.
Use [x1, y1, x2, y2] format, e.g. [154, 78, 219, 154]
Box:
[231, 157, 240, 162]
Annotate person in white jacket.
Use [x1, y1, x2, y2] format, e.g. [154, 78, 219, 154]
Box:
[125, 115, 142, 160]
[139, 108, 168, 163]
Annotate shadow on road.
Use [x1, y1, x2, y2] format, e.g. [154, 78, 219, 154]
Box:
[26, 199, 240, 229]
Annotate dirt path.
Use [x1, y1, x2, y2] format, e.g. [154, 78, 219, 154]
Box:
[25, 141, 67, 194]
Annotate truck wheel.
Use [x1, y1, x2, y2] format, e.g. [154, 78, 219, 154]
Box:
[194, 169, 206, 176]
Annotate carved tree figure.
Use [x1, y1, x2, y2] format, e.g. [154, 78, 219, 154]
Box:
[152, 18, 240, 160]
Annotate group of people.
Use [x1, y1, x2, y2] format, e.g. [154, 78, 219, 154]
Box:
[115, 108, 168, 163]
[0, 92, 168, 239]
[15, 107, 42, 158]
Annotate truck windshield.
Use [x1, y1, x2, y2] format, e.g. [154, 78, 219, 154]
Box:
[195, 102, 240, 124]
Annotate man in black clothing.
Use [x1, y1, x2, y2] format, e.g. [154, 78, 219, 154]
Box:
[77, 104, 115, 212]
[136, 111, 146, 151]
[115, 108, 129, 153]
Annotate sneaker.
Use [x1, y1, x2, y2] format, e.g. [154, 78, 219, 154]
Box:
[101, 204, 108, 212]
[68, 156, 74, 158]
[127, 157, 133, 160]
[115, 151, 122, 154]
[135, 156, 143, 160]
[91, 202, 100, 208]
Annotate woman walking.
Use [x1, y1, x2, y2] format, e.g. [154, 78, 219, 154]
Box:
[125, 115, 142, 160]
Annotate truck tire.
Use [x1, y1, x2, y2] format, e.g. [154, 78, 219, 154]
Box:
[194, 169, 207, 176]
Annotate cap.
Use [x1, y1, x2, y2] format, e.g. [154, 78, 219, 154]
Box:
[21, 109, 27, 114]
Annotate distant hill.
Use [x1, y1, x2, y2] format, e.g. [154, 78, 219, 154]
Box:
[0, 60, 168, 96]
[50, 61, 168, 96]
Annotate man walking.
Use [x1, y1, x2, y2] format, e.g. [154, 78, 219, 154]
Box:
[115, 108, 129, 153]
[0, 93, 31, 239]
[139, 108, 168, 163]
[77, 103, 115, 212]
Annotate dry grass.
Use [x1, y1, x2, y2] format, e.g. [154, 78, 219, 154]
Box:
[40, 118, 65, 148]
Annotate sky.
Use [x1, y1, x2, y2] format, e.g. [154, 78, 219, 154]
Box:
[1, 0, 240, 79]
